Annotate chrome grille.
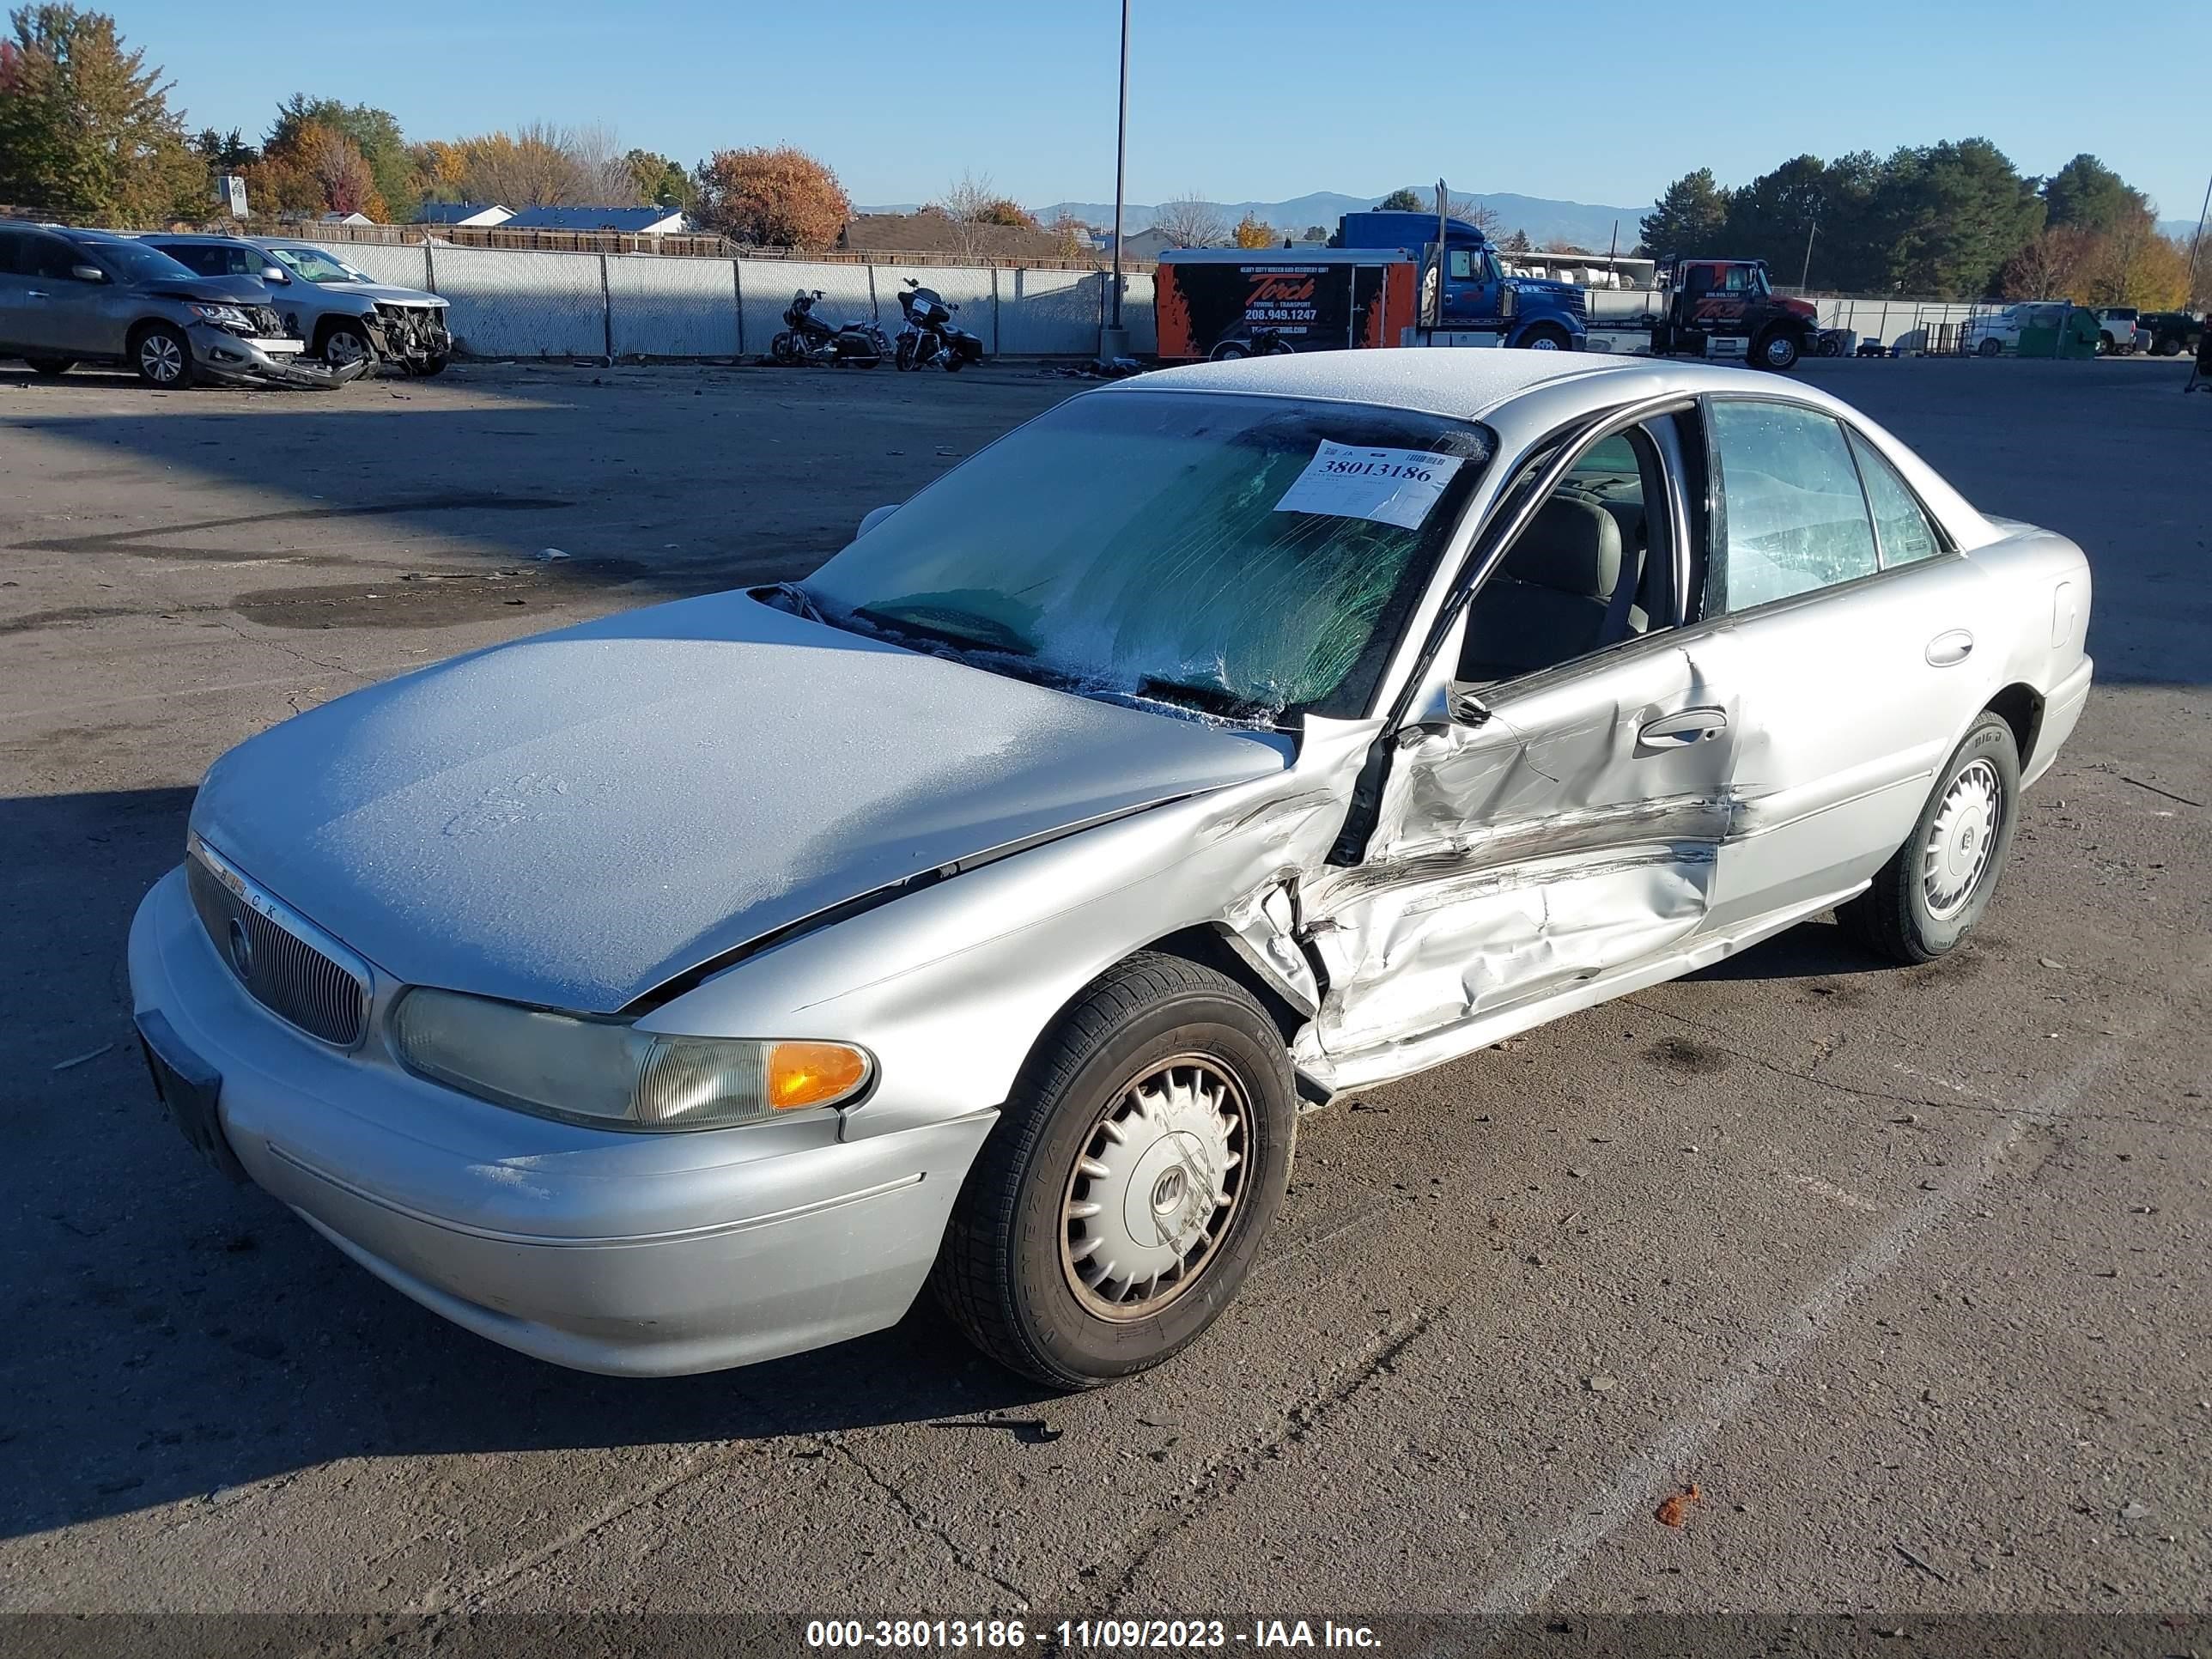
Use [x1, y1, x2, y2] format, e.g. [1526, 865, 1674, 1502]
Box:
[186, 849, 368, 1047]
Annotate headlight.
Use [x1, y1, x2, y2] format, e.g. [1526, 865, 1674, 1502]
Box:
[188, 302, 251, 327]
[391, 988, 871, 1131]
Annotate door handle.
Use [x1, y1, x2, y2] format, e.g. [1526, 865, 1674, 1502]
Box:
[1925, 629, 1974, 667]
[24, 289, 48, 299]
[1637, 707, 1729, 749]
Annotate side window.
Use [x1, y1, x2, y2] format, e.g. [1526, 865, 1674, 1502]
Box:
[25, 234, 83, 280]
[1705, 400, 1878, 614]
[1447, 248, 1476, 280]
[1460, 424, 1673, 684]
[223, 247, 255, 276]
[0, 228, 27, 276]
[1846, 431, 1947, 567]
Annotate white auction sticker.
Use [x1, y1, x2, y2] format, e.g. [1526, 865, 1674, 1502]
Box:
[1273, 441, 1466, 531]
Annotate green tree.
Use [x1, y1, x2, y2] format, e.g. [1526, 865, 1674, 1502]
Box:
[1724, 154, 1828, 279]
[194, 126, 255, 171]
[0, 4, 205, 222]
[1875, 138, 2043, 298]
[2040, 154, 2146, 235]
[1300, 223, 1328, 241]
[1376, 187, 1423, 211]
[1638, 168, 1729, 258]
[625, 148, 695, 212]
[1501, 228, 1532, 253]
[268, 94, 420, 219]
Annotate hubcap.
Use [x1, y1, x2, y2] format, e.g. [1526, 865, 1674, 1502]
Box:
[1528, 335, 1560, 350]
[325, 331, 368, 366]
[1921, 757, 2003, 920]
[1765, 336, 1794, 365]
[1060, 1055, 1249, 1321]
[142, 334, 182, 382]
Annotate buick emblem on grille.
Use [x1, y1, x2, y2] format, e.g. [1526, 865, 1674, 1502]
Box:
[226, 915, 254, 976]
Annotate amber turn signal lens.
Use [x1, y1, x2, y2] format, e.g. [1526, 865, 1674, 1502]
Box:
[765, 1042, 870, 1110]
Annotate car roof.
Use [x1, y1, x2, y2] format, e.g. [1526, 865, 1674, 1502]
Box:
[142, 232, 248, 245]
[1109, 349, 1844, 427]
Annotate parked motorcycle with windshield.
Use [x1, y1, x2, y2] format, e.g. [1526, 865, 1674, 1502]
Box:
[894, 278, 986, 373]
[769, 290, 890, 368]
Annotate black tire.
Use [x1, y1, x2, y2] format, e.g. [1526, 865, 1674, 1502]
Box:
[1752, 328, 1801, 371]
[2155, 336, 2182, 356]
[130, 322, 193, 388]
[2096, 332, 2115, 356]
[1514, 322, 1571, 350]
[933, 952, 1297, 1389]
[769, 331, 800, 366]
[1836, 712, 2021, 964]
[1208, 340, 1251, 362]
[894, 336, 918, 371]
[415, 353, 450, 376]
[943, 352, 965, 373]
[23, 356, 73, 377]
[1978, 337, 2002, 358]
[318, 320, 375, 371]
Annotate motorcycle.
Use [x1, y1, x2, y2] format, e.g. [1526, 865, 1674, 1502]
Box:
[894, 278, 987, 373]
[769, 290, 890, 368]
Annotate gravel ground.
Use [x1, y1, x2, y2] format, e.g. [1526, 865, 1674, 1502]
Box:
[1, 353, 2205, 1653]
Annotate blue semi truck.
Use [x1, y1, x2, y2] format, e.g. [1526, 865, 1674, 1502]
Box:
[1155, 210, 1588, 360]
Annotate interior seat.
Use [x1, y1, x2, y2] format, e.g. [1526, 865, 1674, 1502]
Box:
[1461, 495, 1643, 682]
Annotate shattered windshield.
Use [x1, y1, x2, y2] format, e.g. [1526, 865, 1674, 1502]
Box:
[267, 246, 360, 283]
[801, 392, 1494, 720]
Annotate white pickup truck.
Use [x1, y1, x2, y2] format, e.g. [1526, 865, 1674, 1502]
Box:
[2093, 307, 2146, 355]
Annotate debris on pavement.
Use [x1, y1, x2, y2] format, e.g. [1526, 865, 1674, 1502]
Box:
[1893, 1540, 1948, 1581]
[533, 547, 570, 562]
[1656, 1484, 1701, 1527]
[49, 1042, 115, 1073]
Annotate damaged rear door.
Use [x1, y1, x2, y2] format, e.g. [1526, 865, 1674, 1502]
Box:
[1303, 406, 1740, 1079]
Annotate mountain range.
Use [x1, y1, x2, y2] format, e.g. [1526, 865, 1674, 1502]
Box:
[860, 191, 2207, 252]
[858, 188, 1651, 250]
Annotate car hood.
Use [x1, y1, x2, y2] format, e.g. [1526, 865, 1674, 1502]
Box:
[140, 274, 265, 305]
[188, 591, 1289, 1013]
[322, 281, 447, 307]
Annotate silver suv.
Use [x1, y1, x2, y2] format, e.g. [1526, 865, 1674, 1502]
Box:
[252, 239, 453, 374]
[0, 223, 361, 388]
[142, 234, 385, 368]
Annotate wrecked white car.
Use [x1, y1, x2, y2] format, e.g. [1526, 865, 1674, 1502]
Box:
[128, 354, 2093, 1389]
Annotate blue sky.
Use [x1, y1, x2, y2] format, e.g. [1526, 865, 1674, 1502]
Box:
[131, 0, 2209, 221]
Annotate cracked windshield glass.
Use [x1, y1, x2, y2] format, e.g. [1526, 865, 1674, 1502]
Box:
[801, 392, 1496, 720]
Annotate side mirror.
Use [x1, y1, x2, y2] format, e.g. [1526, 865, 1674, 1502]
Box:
[1449, 683, 1495, 726]
[261, 265, 289, 283]
[857, 504, 898, 539]
[69, 264, 106, 283]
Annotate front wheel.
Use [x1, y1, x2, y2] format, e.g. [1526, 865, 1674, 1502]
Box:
[1208, 340, 1252, 362]
[894, 335, 918, 371]
[131, 323, 193, 388]
[933, 953, 1297, 1389]
[23, 356, 73, 377]
[320, 322, 375, 371]
[1837, 713, 2021, 964]
[1978, 337, 2002, 358]
[769, 331, 802, 366]
[414, 353, 450, 377]
[1753, 329, 1801, 371]
[1515, 324, 1569, 350]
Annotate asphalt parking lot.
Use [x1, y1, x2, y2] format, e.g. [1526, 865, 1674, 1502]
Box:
[2, 353, 2207, 1649]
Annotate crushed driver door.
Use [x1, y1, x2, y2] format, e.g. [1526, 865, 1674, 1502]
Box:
[1303, 637, 1738, 1070]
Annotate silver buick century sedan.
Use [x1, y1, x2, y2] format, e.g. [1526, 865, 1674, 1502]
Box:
[129, 353, 2094, 1389]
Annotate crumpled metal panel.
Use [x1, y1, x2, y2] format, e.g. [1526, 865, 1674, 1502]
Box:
[189, 590, 1289, 1015]
[608, 253, 738, 358]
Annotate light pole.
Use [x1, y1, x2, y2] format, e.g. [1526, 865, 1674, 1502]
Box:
[2186, 168, 2211, 311]
[1099, 0, 1132, 361]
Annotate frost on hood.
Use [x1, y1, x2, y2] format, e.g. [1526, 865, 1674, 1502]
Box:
[802, 389, 1495, 723]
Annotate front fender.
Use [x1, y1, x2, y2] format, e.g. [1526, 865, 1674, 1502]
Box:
[639, 721, 1375, 1139]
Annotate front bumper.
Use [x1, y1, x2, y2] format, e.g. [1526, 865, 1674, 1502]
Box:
[190, 323, 366, 389]
[127, 866, 994, 1376]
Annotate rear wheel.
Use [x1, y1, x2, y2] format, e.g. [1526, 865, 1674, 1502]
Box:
[23, 357, 73, 377]
[2155, 336, 2183, 356]
[933, 952, 1297, 1389]
[130, 323, 193, 388]
[2096, 331, 2114, 356]
[1837, 713, 2021, 964]
[1208, 340, 1251, 362]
